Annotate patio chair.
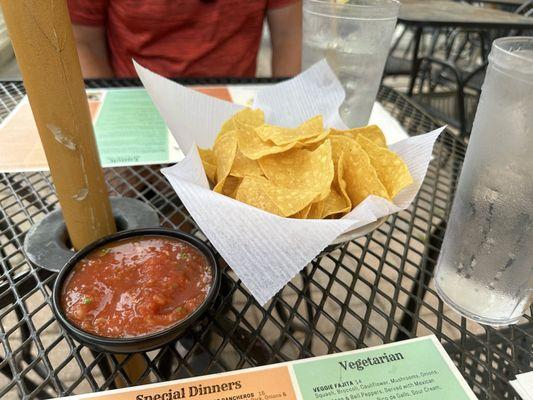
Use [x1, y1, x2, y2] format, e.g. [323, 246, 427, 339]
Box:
[409, 0, 533, 137]
[384, 25, 449, 77]
[409, 29, 489, 137]
[385, 24, 418, 76]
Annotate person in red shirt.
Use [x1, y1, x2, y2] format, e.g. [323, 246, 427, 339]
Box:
[67, 0, 302, 79]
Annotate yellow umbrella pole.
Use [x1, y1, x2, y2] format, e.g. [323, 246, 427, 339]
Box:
[0, 0, 147, 387]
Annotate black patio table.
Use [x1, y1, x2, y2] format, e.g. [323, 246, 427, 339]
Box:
[398, 0, 533, 95]
[0, 78, 531, 400]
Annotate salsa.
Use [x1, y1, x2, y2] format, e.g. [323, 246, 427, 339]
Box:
[61, 235, 213, 338]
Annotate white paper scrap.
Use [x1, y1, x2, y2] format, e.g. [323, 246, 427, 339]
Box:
[511, 372, 533, 400]
[135, 59, 444, 305]
[511, 379, 533, 400]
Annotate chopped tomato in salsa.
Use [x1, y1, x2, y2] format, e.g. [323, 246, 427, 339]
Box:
[61, 235, 213, 338]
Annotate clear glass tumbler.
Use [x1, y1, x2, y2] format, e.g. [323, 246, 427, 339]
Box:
[302, 0, 399, 128]
[434, 37, 533, 326]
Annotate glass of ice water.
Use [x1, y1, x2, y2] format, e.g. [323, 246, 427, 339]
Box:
[302, 0, 399, 128]
[435, 37, 533, 326]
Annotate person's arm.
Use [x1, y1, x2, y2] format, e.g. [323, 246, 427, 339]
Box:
[267, 1, 302, 77]
[72, 24, 114, 78]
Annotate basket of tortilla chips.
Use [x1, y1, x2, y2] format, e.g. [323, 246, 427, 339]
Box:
[136, 59, 443, 305]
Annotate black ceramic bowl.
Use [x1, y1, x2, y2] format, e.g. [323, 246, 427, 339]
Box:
[52, 228, 220, 353]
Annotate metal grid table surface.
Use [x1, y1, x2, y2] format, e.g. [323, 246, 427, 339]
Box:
[0, 79, 531, 400]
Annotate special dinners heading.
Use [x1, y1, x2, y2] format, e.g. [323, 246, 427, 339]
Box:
[135, 381, 252, 400]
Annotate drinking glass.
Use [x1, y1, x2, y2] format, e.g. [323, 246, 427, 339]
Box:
[434, 37, 533, 326]
[302, 0, 400, 128]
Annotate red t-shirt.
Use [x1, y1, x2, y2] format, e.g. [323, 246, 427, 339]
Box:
[67, 0, 297, 78]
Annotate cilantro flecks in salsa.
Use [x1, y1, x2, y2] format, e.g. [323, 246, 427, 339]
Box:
[61, 235, 213, 338]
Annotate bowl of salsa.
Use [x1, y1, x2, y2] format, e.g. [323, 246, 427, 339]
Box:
[52, 228, 220, 353]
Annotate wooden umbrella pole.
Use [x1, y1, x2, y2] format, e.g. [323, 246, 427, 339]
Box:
[0, 0, 115, 249]
[0, 0, 147, 387]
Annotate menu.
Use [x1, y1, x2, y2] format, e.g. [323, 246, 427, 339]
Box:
[58, 336, 477, 400]
[92, 89, 170, 165]
[0, 88, 184, 172]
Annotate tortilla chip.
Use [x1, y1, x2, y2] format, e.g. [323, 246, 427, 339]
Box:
[335, 154, 351, 212]
[307, 200, 325, 219]
[335, 152, 351, 211]
[198, 147, 217, 183]
[220, 108, 264, 135]
[213, 131, 238, 193]
[300, 128, 332, 146]
[322, 188, 351, 218]
[258, 140, 334, 202]
[291, 203, 312, 219]
[340, 141, 390, 206]
[329, 135, 358, 167]
[356, 135, 413, 199]
[236, 176, 317, 217]
[236, 125, 297, 160]
[331, 125, 387, 148]
[221, 176, 242, 198]
[235, 176, 284, 216]
[256, 115, 324, 145]
[230, 148, 263, 178]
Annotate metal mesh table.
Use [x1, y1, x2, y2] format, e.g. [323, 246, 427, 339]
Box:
[0, 79, 531, 400]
